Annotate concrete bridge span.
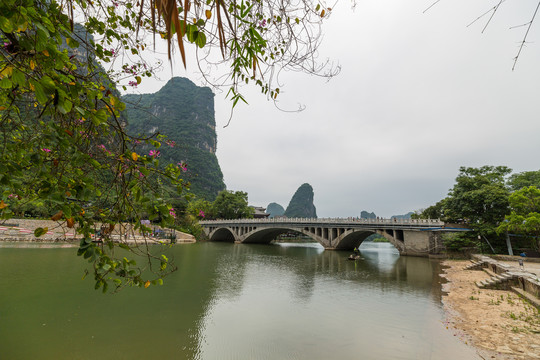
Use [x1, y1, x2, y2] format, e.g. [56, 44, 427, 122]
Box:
[200, 218, 465, 256]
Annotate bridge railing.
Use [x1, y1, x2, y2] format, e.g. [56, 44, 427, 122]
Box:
[199, 217, 444, 226]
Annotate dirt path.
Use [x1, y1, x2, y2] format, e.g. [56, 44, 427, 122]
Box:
[441, 260, 540, 359]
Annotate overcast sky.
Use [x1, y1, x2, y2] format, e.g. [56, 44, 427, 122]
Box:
[127, 0, 540, 218]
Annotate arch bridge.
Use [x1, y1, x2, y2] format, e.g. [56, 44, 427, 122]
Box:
[200, 218, 465, 256]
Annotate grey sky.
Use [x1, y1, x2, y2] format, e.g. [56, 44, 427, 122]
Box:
[129, 0, 540, 218]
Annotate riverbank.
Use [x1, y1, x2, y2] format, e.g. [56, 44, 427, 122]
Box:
[441, 260, 540, 359]
[0, 219, 196, 244]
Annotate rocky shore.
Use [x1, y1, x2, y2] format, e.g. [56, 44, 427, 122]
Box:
[441, 260, 540, 359]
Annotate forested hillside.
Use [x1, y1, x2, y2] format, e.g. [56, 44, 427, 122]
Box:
[123, 77, 225, 200]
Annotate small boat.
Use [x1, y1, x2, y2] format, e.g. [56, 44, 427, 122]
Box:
[347, 254, 361, 261]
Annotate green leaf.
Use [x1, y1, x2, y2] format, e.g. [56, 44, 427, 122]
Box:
[66, 37, 79, 48]
[0, 78, 12, 89]
[187, 28, 197, 43]
[93, 108, 108, 124]
[39, 76, 56, 92]
[62, 205, 72, 219]
[0, 16, 14, 33]
[32, 81, 48, 104]
[83, 247, 93, 259]
[11, 69, 25, 87]
[195, 32, 206, 48]
[58, 98, 72, 114]
[89, 158, 101, 168]
[34, 227, 47, 237]
[139, 167, 149, 176]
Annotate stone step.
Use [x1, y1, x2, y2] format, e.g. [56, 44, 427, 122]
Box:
[475, 272, 518, 289]
[463, 261, 486, 271]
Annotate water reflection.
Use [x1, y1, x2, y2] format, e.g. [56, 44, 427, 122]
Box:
[0, 242, 478, 359]
[198, 242, 478, 360]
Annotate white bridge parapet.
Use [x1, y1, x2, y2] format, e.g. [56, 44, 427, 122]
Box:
[200, 217, 444, 229]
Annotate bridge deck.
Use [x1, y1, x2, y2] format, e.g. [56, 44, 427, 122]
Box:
[200, 217, 445, 230]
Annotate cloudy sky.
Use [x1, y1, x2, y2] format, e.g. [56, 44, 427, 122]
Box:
[128, 0, 540, 218]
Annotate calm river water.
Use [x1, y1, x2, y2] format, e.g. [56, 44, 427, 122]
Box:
[0, 241, 480, 359]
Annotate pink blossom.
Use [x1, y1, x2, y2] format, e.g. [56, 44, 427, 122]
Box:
[128, 80, 138, 87]
[199, 210, 205, 218]
[98, 144, 112, 155]
[169, 208, 176, 218]
[166, 140, 176, 147]
[149, 150, 160, 158]
[8, 194, 17, 199]
[41, 148, 51, 153]
[177, 161, 187, 172]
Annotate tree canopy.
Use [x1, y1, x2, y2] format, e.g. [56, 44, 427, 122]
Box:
[0, 0, 335, 291]
[444, 166, 511, 227]
[414, 166, 540, 253]
[497, 186, 540, 250]
[212, 190, 254, 219]
[508, 170, 540, 192]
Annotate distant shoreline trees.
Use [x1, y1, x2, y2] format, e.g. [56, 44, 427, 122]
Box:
[413, 167, 540, 254]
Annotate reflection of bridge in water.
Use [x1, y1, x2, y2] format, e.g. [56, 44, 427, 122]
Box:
[200, 218, 467, 256]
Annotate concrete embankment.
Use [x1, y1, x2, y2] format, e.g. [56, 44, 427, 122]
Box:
[0, 219, 195, 244]
[467, 254, 540, 309]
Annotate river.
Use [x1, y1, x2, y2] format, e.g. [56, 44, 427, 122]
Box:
[0, 241, 480, 359]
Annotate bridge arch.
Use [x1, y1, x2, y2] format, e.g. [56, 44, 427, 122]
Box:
[242, 228, 306, 244]
[332, 230, 374, 250]
[207, 227, 236, 243]
[206, 226, 405, 252]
